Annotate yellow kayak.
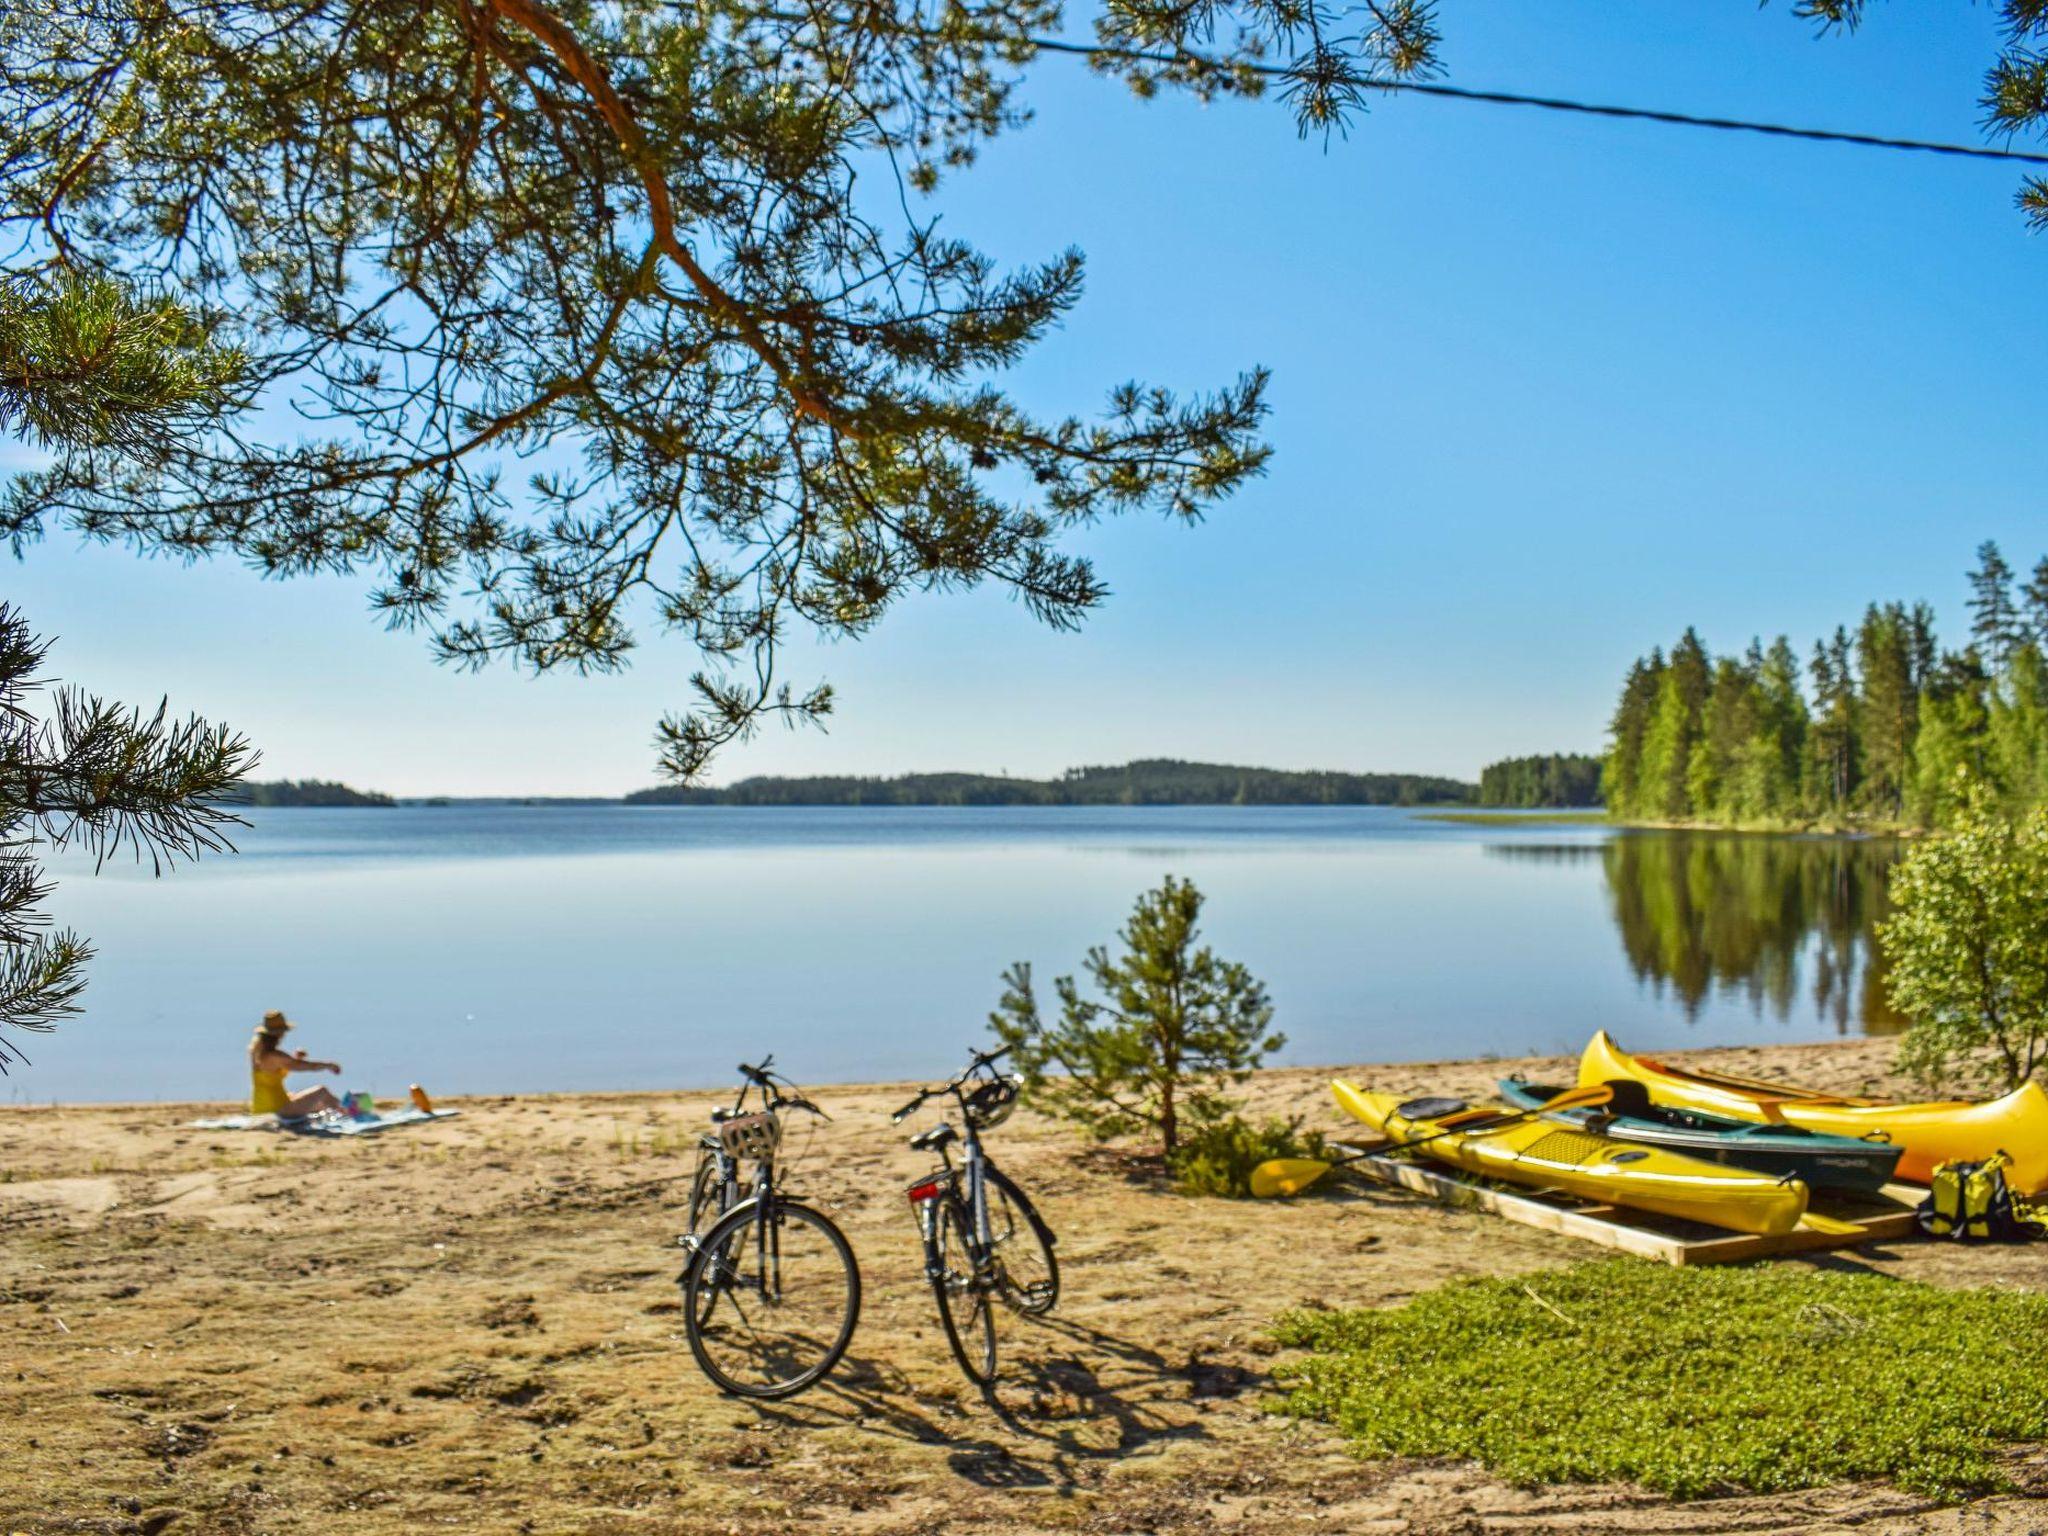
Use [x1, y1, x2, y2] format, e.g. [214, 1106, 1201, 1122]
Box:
[1579, 1031, 2048, 1193]
[1333, 1080, 1810, 1236]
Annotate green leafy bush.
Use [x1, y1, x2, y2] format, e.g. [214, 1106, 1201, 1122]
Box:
[1880, 776, 2048, 1090]
[1273, 1259, 2048, 1499]
[1169, 1115, 1324, 1198]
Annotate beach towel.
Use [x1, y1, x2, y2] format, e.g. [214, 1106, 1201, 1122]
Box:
[186, 1108, 460, 1136]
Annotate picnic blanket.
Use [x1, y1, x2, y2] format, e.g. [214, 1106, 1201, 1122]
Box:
[186, 1108, 460, 1136]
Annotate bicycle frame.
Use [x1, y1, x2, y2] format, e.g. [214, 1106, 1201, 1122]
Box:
[686, 1056, 824, 1304]
[913, 1101, 995, 1253]
[900, 1047, 1014, 1265]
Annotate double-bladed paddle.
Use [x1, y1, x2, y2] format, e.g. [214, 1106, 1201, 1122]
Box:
[1249, 1083, 1617, 1199]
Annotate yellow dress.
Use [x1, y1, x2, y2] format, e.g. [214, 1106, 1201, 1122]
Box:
[251, 1065, 290, 1115]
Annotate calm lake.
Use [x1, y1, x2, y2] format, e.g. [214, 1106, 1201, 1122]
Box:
[19, 806, 1906, 1105]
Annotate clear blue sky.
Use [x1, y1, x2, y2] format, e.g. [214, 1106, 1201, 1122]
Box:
[12, 2, 2048, 795]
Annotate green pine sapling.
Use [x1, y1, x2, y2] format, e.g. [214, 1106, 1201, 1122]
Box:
[989, 876, 1282, 1161]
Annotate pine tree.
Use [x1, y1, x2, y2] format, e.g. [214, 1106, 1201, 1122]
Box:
[1854, 602, 1919, 820]
[1988, 641, 2048, 812]
[989, 877, 1281, 1159]
[1639, 673, 1693, 822]
[1968, 541, 2025, 673]
[1688, 656, 1755, 822]
[1908, 652, 1991, 828]
[1806, 629, 1860, 817]
[2023, 558, 2048, 647]
[1603, 652, 1664, 820]
[1752, 637, 1810, 820]
[3, 1, 1339, 782]
[1638, 630, 1711, 820]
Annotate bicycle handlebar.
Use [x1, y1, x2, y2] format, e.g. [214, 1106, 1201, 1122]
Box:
[889, 1043, 1016, 1124]
[773, 1093, 830, 1121]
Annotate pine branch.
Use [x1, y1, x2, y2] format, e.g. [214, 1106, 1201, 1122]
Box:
[0, 271, 244, 456]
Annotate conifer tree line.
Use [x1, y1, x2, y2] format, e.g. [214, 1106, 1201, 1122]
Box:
[1603, 543, 2048, 830]
[1477, 754, 1603, 808]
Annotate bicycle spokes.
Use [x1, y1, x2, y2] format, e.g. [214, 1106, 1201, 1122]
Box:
[683, 1202, 861, 1400]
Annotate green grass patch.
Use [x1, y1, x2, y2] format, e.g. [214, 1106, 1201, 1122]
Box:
[1272, 1259, 2048, 1500]
[1416, 810, 1611, 826]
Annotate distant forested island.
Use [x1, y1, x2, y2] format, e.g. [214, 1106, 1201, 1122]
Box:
[1604, 541, 2048, 833]
[1477, 753, 1603, 808]
[626, 759, 1475, 807]
[239, 779, 395, 807]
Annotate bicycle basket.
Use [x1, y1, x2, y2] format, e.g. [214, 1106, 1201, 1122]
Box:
[963, 1075, 1022, 1131]
[717, 1111, 783, 1161]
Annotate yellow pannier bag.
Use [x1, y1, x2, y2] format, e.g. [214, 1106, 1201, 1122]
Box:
[1918, 1153, 2044, 1241]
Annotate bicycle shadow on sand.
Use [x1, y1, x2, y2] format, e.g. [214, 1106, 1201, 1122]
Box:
[746, 1312, 1238, 1491]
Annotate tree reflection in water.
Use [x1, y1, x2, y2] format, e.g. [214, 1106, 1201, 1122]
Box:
[1489, 834, 1907, 1035]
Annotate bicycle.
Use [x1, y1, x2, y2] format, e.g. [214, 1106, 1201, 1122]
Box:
[892, 1044, 1059, 1386]
[676, 1057, 861, 1399]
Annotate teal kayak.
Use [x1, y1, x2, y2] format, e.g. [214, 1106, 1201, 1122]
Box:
[1497, 1076, 1902, 1195]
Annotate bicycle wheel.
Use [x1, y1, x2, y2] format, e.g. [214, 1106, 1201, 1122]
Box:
[928, 1195, 998, 1386]
[683, 1198, 861, 1399]
[984, 1164, 1059, 1315]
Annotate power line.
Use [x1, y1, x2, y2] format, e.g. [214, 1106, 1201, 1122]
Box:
[1029, 38, 2048, 166]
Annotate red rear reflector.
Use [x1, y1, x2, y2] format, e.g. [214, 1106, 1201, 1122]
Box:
[906, 1180, 943, 1203]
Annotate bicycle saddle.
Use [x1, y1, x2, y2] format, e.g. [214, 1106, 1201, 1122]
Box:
[909, 1122, 957, 1153]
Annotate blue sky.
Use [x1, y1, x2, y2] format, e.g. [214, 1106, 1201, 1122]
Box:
[13, 2, 2048, 795]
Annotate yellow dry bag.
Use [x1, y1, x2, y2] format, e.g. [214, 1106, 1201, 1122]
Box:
[1918, 1152, 2043, 1241]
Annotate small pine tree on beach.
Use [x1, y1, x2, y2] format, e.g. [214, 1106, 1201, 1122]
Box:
[988, 876, 1281, 1160]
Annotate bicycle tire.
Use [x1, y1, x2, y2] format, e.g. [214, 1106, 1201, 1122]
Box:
[683, 1197, 861, 1400]
[928, 1194, 998, 1386]
[984, 1163, 1059, 1315]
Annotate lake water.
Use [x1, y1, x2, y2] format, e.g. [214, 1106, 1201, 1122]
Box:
[15, 806, 1906, 1104]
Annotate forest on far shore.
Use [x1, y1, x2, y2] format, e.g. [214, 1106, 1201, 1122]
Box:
[626, 759, 1475, 807]
[1476, 754, 1603, 807]
[239, 779, 395, 807]
[1603, 542, 2048, 831]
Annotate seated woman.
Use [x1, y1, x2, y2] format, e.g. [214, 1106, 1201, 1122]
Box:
[248, 1010, 343, 1119]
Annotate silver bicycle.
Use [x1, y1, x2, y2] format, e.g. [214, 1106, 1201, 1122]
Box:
[893, 1044, 1059, 1386]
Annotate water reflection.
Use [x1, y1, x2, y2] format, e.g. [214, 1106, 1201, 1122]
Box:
[1489, 833, 1907, 1035]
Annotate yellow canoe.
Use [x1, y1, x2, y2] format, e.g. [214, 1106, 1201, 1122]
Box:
[1333, 1080, 1810, 1236]
[1578, 1031, 2048, 1193]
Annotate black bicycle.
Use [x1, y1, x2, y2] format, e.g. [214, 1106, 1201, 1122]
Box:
[677, 1058, 861, 1399]
[893, 1044, 1059, 1386]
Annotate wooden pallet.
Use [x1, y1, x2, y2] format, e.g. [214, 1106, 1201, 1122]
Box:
[1328, 1140, 1923, 1266]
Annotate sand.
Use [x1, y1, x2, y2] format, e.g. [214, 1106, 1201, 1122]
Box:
[3, 1037, 2046, 1535]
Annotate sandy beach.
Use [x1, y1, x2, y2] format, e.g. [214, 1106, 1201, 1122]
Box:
[5, 1036, 2045, 1535]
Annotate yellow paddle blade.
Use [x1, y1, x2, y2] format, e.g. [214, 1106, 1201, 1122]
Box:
[1250, 1157, 1334, 1199]
[1797, 1210, 1863, 1236]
